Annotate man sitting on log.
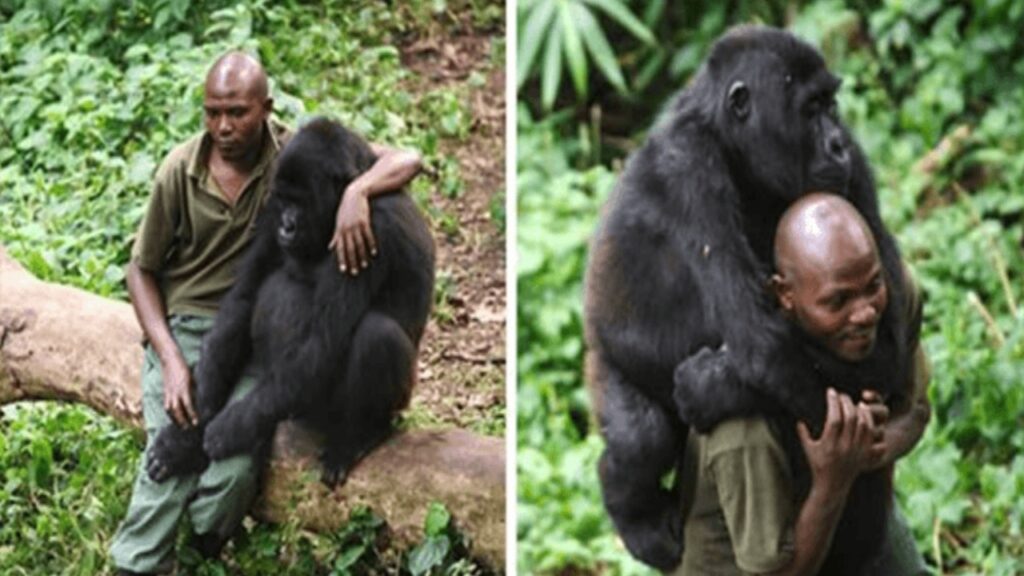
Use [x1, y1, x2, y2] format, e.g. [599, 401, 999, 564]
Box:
[109, 51, 422, 576]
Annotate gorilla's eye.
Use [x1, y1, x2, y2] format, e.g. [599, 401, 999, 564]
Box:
[827, 99, 838, 117]
[727, 81, 750, 120]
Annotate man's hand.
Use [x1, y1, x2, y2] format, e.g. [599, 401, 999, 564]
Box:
[860, 388, 922, 470]
[162, 354, 198, 428]
[329, 185, 376, 275]
[798, 388, 884, 491]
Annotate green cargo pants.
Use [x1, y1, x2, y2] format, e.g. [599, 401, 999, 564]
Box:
[110, 315, 260, 574]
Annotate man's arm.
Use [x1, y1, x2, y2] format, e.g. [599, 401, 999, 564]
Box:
[329, 143, 423, 274]
[126, 261, 197, 428]
[764, 389, 884, 576]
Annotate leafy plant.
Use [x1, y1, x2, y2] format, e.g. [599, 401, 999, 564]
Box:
[517, 0, 655, 109]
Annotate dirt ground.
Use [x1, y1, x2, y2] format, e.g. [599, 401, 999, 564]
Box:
[399, 28, 506, 434]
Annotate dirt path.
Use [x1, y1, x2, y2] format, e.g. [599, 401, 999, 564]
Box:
[400, 29, 506, 434]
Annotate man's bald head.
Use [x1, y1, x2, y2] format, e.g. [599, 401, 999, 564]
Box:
[771, 192, 888, 362]
[205, 51, 268, 101]
[774, 193, 877, 284]
[203, 51, 273, 164]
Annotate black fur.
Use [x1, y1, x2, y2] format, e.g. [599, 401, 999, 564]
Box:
[147, 118, 435, 487]
[583, 26, 911, 573]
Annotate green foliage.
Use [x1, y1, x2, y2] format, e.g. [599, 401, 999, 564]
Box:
[405, 502, 482, 576]
[517, 0, 654, 110]
[518, 1, 1024, 573]
[0, 0, 475, 298]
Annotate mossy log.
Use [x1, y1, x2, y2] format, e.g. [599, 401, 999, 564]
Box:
[0, 245, 505, 567]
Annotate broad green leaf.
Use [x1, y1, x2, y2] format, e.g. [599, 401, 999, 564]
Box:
[424, 502, 451, 536]
[559, 0, 588, 98]
[581, 0, 656, 45]
[407, 535, 451, 576]
[541, 21, 564, 109]
[572, 2, 627, 93]
[518, 0, 557, 89]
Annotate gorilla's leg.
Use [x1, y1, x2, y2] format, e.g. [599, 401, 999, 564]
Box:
[320, 311, 414, 488]
[595, 358, 684, 571]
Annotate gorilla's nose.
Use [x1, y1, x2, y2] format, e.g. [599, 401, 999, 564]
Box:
[279, 212, 297, 241]
[826, 131, 848, 164]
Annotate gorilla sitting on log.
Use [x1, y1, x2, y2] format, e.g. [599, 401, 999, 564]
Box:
[584, 26, 912, 571]
[147, 118, 435, 487]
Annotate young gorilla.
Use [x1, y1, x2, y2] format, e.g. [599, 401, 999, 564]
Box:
[146, 118, 435, 487]
[583, 26, 912, 570]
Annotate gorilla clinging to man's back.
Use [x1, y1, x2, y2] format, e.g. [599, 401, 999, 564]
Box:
[584, 26, 911, 572]
[148, 118, 435, 487]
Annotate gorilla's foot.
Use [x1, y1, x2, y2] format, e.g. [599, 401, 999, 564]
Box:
[146, 425, 207, 482]
[673, 345, 748, 432]
[319, 425, 394, 489]
[202, 405, 255, 460]
[617, 508, 684, 572]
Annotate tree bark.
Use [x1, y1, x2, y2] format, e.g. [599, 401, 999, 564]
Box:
[0, 245, 505, 567]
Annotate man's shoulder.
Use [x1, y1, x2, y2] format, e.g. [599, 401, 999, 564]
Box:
[703, 415, 783, 456]
[155, 131, 206, 185]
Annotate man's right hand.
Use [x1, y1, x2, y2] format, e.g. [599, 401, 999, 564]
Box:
[797, 387, 884, 493]
[162, 354, 198, 428]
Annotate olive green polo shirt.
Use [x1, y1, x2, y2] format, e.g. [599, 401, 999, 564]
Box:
[131, 119, 292, 317]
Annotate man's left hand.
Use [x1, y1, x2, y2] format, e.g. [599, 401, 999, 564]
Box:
[329, 185, 377, 275]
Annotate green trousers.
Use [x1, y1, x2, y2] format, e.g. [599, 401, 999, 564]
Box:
[110, 315, 260, 574]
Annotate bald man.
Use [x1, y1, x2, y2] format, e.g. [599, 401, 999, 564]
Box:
[111, 52, 422, 575]
[672, 194, 930, 576]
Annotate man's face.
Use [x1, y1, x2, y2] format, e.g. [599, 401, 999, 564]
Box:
[776, 246, 888, 362]
[203, 84, 269, 161]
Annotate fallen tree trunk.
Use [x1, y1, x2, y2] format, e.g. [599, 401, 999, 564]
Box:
[0, 245, 505, 567]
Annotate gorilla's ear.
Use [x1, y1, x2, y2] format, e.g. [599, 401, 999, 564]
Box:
[727, 80, 750, 121]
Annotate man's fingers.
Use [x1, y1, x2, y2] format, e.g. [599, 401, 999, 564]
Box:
[362, 222, 378, 258]
[351, 229, 368, 269]
[183, 396, 199, 427]
[344, 232, 360, 276]
[796, 420, 813, 446]
[332, 236, 347, 271]
[823, 388, 841, 438]
[168, 399, 187, 428]
[838, 393, 857, 440]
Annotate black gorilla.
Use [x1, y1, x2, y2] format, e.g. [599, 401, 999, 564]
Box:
[584, 26, 913, 573]
[147, 118, 435, 487]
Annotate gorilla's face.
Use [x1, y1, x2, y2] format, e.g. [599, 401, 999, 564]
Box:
[715, 44, 852, 203]
[271, 173, 339, 261]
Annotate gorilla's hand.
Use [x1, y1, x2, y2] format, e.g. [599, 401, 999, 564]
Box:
[673, 345, 756, 432]
[146, 425, 208, 482]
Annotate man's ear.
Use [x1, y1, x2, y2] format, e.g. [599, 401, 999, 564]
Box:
[771, 273, 795, 313]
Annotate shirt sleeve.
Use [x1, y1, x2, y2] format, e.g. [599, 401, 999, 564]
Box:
[131, 156, 181, 272]
[709, 436, 796, 574]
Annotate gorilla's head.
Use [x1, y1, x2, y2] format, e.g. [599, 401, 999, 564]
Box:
[269, 118, 377, 261]
[695, 26, 854, 203]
